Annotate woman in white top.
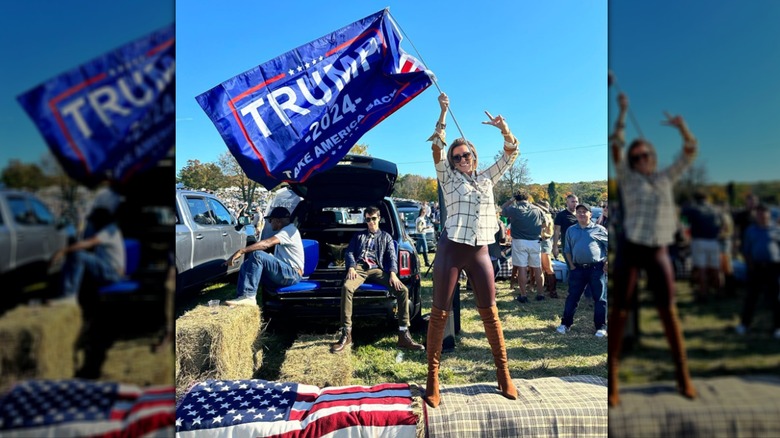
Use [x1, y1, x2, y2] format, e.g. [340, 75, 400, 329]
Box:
[424, 92, 519, 407]
[609, 92, 698, 406]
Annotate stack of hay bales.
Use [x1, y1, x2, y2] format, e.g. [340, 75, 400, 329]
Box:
[0, 303, 82, 387]
[279, 334, 353, 387]
[101, 338, 175, 387]
[175, 304, 262, 399]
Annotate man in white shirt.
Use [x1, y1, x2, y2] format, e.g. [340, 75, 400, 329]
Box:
[51, 208, 124, 301]
[224, 207, 304, 306]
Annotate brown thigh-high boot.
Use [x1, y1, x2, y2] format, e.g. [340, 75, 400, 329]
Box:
[608, 309, 628, 407]
[478, 306, 518, 400]
[425, 306, 449, 408]
[658, 305, 697, 400]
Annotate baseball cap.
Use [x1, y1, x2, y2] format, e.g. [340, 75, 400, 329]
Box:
[575, 203, 591, 212]
[265, 207, 291, 219]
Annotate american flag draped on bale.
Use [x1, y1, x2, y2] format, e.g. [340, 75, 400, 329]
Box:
[195, 8, 433, 190]
[0, 379, 175, 437]
[175, 379, 418, 437]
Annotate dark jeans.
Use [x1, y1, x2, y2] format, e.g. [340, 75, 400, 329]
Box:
[62, 250, 121, 298]
[236, 250, 301, 299]
[741, 262, 780, 329]
[415, 235, 430, 264]
[562, 262, 607, 329]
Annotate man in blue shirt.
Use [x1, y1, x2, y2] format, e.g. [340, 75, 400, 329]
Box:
[558, 203, 609, 337]
[330, 206, 425, 353]
[735, 204, 780, 338]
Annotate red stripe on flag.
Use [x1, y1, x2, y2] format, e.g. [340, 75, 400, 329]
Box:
[288, 395, 411, 421]
[274, 410, 417, 438]
[319, 383, 409, 395]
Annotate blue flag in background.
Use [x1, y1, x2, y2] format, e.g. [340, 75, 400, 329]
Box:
[196, 9, 433, 190]
[17, 25, 175, 187]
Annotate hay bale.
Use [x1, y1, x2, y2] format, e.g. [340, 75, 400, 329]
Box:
[278, 334, 352, 387]
[175, 304, 262, 398]
[101, 338, 174, 387]
[0, 303, 82, 386]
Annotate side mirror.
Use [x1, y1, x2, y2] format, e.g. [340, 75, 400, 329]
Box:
[238, 216, 251, 225]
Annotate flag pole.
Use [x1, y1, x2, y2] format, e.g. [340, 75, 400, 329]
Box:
[388, 11, 468, 141]
[609, 70, 645, 140]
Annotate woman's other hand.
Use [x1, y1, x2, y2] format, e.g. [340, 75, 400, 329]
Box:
[483, 111, 510, 134]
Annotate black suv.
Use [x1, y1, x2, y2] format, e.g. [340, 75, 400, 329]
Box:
[262, 155, 422, 326]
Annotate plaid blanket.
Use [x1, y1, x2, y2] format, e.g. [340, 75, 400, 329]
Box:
[609, 376, 780, 438]
[425, 375, 607, 438]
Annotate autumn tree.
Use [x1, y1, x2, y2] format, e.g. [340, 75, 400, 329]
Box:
[547, 181, 562, 208]
[490, 153, 531, 205]
[40, 152, 82, 223]
[1, 160, 48, 190]
[217, 152, 264, 206]
[177, 159, 226, 191]
[348, 143, 370, 156]
[394, 174, 437, 202]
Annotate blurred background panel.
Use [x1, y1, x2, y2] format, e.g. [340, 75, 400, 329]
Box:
[0, 2, 176, 435]
[608, 1, 780, 436]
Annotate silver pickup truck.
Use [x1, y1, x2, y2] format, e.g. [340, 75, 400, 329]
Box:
[0, 189, 68, 291]
[175, 188, 249, 293]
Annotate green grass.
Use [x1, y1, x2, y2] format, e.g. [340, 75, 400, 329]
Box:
[176, 254, 608, 386]
[618, 278, 780, 385]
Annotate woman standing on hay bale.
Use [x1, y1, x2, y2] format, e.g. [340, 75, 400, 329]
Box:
[424, 92, 519, 407]
[608, 92, 698, 406]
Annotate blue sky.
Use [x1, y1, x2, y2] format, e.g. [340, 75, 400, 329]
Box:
[608, 1, 780, 184]
[0, 1, 173, 171]
[176, 1, 607, 184]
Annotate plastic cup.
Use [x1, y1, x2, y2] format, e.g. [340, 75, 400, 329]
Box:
[208, 299, 220, 307]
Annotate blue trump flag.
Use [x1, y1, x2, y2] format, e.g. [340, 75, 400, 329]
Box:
[17, 25, 175, 187]
[196, 9, 433, 190]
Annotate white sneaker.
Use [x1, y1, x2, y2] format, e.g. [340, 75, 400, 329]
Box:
[735, 324, 747, 336]
[773, 328, 780, 339]
[556, 324, 569, 334]
[225, 296, 257, 307]
[595, 328, 607, 338]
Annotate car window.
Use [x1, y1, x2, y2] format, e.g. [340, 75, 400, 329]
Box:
[208, 198, 234, 225]
[8, 196, 34, 225]
[186, 196, 216, 225]
[30, 198, 54, 226]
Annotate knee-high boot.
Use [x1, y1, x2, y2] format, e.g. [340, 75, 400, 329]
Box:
[478, 306, 518, 400]
[424, 306, 448, 408]
[657, 306, 697, 399]
[608, 309, 628, 407]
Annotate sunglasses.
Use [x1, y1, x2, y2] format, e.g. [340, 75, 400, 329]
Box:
[364, 216, 379, 222]
[452, 152, 472, 163]
[629, 152, 651, 163]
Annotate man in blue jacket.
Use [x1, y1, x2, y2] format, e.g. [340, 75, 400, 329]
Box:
[330, 206, 425, 353]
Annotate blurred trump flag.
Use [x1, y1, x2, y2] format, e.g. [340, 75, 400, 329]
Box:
[17, 25, 175, 187]
[196, 9, 433, 190]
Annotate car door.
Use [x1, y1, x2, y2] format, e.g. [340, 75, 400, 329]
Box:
[0, 196, 11, 275]
[183, 195, 224, 285]
[175, 199, 195, 290]
[6, 195, 40, 268]
[206, 197, 243, 274]
[29, 196, 63, 262]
